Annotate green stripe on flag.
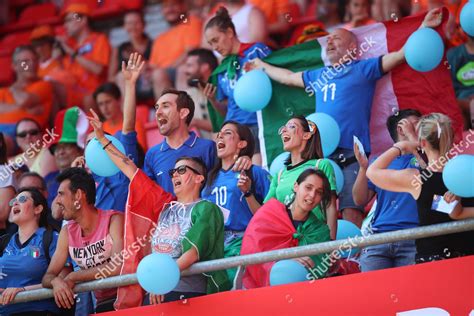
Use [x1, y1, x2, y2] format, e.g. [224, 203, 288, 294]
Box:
[207, 40, 325, 167]
[60, 107, 80, 144]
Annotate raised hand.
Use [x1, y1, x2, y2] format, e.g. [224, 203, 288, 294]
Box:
[237, 170, 252, 194]
[86, 109, 105, 141]
[122, 52, 145, 83]
[354, 142, 368, 170]
[422, 7, 443, 29]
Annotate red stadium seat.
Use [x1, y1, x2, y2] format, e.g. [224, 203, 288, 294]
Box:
[0, 31, 32, 57]
[0, 3, 58, 34]
[136, 105, 151, 126]
[0, 56, 14, 86]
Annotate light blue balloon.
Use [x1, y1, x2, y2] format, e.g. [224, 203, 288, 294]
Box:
[234, 69, 272, 112]
[460, 2, 474, 36]
[336, 220, 362, 258]
[270, 259, 309, 286]
[269, 152, 290, 177]
[137, 253, 180, 295]
[85, 135, 125, 177]
[442, 155, 474, 197]
[328, 159, 344, 194]
[306, 113, 340, 157]
[405, 28, 444, 72]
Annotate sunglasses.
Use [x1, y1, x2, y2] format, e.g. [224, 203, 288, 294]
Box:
[278, 123, 298, 135]
[9, 195, 32, 207]
[17, 129, 40, 138]
[168, 165, 201, 177]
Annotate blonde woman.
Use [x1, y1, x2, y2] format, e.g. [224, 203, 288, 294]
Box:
[367, 113, 474, 263]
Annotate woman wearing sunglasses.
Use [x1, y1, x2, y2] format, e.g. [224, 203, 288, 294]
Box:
[241, 169, 331, 288]
[86, 110, 230, 308]
[11, 118, 57, 177]
[202, 121, 271, 281]
[0, 187, 62, 315]
[264, 116, 338, 239]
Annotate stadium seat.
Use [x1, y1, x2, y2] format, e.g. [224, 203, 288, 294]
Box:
[0, 3, 57, 34]
[0, 31, 32, 57]
[136, 105, 151, 126]
[91, 0, 143, 20]
[145, 122, 164, 148]
[0, 56, 14, 86]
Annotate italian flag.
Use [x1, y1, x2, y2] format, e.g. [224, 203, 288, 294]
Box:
[49, 106, 90, 150]
[208, 8, 463, 168]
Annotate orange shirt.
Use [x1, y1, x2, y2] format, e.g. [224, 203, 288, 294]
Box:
[248, 0, 289, 24]
[63, 32, 111, 94]
[103, 118, 147, 151]
[149, 15, 203, 68]
[0, 80, 53, 127]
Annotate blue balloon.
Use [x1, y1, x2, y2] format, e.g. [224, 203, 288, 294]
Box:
[336, 220, 362, 258]
[85, 135, 125, 177]
[442, 155, 474, 197]
[137, 253, 180, 295]
[328, 159, 344, 194]
[269, 152, 290, 177]
[306, 113, 340, 157]
[461, 2, 474, 36]
[234, 70, 272, 112]
[405, 28, 444, 72]
[270, 259, 309, 286]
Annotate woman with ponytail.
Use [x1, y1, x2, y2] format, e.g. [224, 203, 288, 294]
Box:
[367, 113, 474, 263]
[204, 7, 272, 165]
[264, 116, 338, 239]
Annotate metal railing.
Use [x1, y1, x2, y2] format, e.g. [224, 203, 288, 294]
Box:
[11, 218, 474, 304]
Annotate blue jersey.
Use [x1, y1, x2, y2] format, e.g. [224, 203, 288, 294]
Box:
[94, 131, 139, 212]
[202, 165, 271, 231]
[368, 154, 419, 232]
[0, 228, 60, 315]
[217, 42, 272, 125]
[144, 132, 216, 194]
[302, 57, 384, 153]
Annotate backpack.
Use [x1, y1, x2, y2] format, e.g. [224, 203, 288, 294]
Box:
[0, 229, 54, 262]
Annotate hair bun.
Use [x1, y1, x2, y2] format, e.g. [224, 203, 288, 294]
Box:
[216, 6, 231, 19]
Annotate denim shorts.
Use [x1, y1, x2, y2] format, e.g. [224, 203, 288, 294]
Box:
[360, 239, 416, 272]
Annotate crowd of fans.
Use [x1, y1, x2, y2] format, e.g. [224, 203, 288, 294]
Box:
[0, 0, 473, 315]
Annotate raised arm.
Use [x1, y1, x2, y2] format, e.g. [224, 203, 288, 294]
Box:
[122, 52, 145, 135]
[366, 141, 422, 199]
[352, 142, 376, 206]
[87, 109, 138, 180]
[382, 8, 444, 73]
[244, 58, 304, 88]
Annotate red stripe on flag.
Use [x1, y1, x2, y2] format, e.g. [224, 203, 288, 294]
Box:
[384, 8, 463, 143]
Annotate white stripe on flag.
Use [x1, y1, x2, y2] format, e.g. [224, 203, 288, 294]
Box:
[256, 110, 268, 170]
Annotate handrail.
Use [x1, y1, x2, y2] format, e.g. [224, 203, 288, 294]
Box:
[11, 218, 474, 304]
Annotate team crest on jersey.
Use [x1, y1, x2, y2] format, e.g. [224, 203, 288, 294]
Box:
[30, 246, 41, 259]
[410, 157, 420, 168]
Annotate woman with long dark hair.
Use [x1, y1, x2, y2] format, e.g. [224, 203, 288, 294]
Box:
[264, 116, 338, 239]
[202, 121, 270, 280]
[0, 187, 62, 315]
[241, 169, 332, 288]
[0, 132, 16, 236]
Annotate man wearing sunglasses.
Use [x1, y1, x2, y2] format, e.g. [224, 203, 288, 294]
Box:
[87, 109, 230, 308]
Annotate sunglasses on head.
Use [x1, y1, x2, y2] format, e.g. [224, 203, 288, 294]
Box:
[168, 165, 201, 177]
[17, 129, 40, 138]
[9, 195, 32, 207]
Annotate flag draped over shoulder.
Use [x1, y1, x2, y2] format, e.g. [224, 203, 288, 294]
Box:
[115, 170, 175, 310]
[208, 8, 462, 168]
[240, 198, 330, 289]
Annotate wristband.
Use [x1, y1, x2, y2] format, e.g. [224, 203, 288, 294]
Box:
[102, 140, 112, 150]
[244, 191, 253, 198]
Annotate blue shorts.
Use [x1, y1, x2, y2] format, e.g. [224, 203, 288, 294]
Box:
[329, 148, 363, 212]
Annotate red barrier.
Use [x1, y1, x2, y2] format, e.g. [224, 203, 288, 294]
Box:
[103, 255, 474, 316]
